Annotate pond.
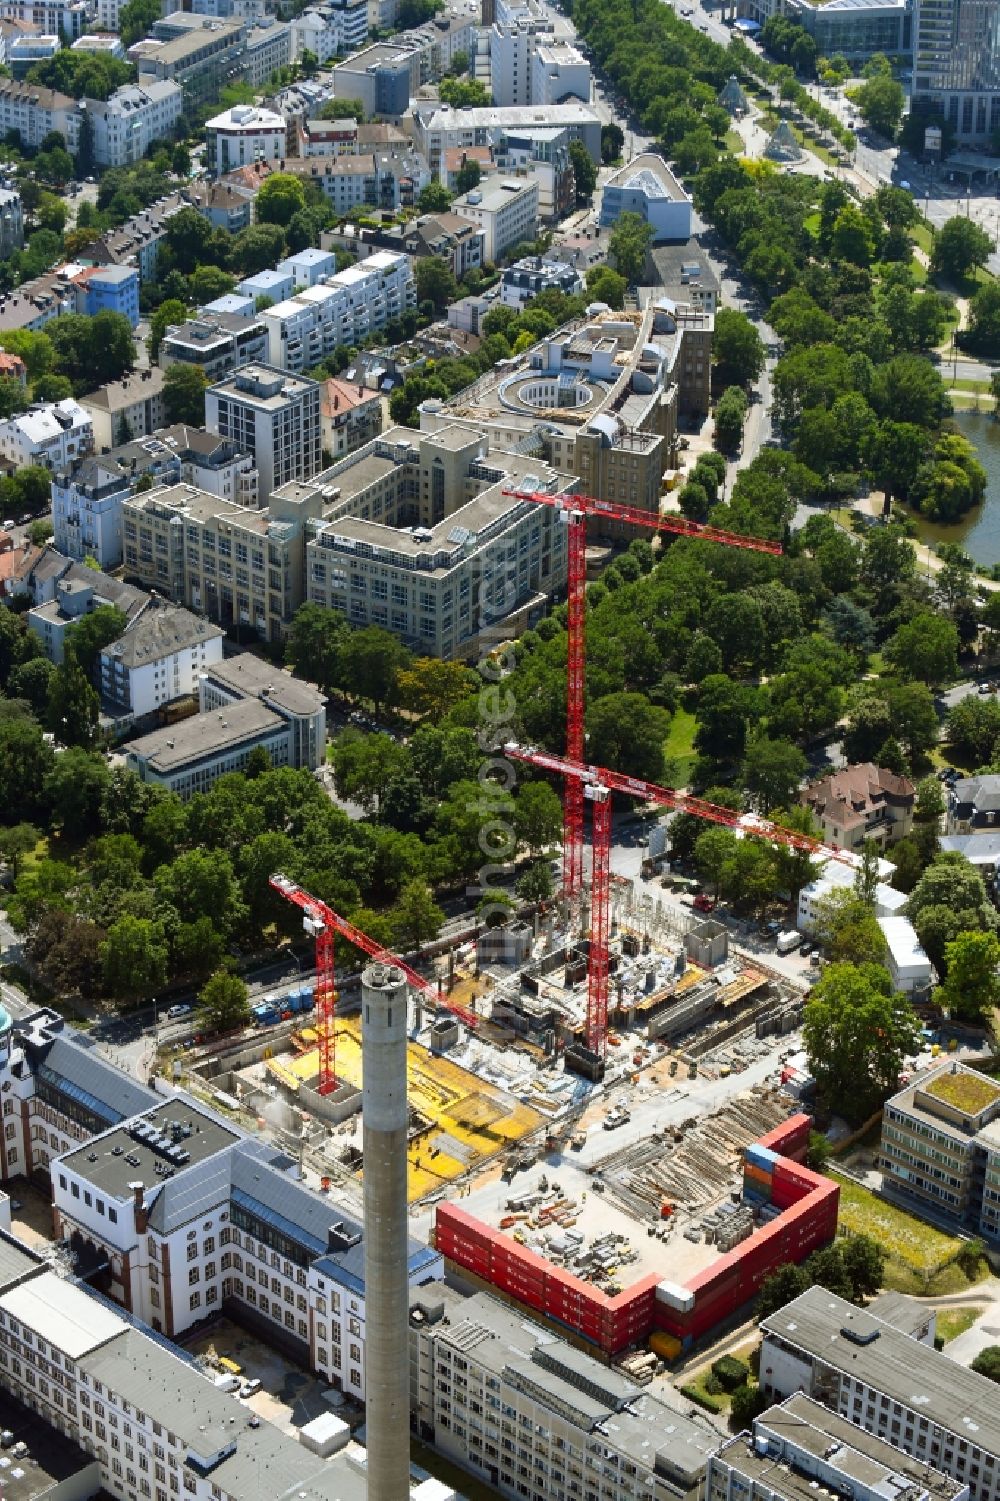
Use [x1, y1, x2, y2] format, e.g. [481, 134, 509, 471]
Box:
[911, 408, 1000, 566]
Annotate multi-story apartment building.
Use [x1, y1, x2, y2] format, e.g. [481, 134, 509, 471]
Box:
[709, 1395, 967, 1501]
[122, 478, 312, 642]
[530, 40, 590, 104]
[206, 103, 286, 174]
[129, 14, 246, 106]
[291, 0, 368, 63]
[243, 19, 291, 85]
[277, 247, 338, 287]
[123, 653, 326, 793]
[501, 254, 583, 307]
[0, 0, 88, 40]
[159, 312, 268, 381]
[52, 455, 141, 568]
[760, 1286, 1000, 1501]
[206, 364, 323, 502]
[409, 1281, 718, 1501]
[278, 149, 430, 214]
[80, 370, 167, 452]
[452, 178, 539, 262]
[331, 39, 422, 116]
[0, 398, 92, 470]
[72, 264, 141, 327]
[880, 1060, 1000, 1240]
[85, 81, 184, 169]
[302, 425, 569, 659]
[99, 596, 224, 717]
[412, 101, 602, 178]
[0, 77, 80, 148]
[320, 377, 382, 459]
[260, 252, 415, 371]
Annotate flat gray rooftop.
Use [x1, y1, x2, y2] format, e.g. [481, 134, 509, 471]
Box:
[204, 653, 324, 718]
[0, 1392, 99, 1501]
[762, 1286, 1000, 1457]
[727, 1395, 965, 1501]
[60, 1097, 240, 1200]
[0, 1231, 45, 1295]
[125, 698, 284, 772]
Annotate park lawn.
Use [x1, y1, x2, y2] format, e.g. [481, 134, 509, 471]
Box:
[725, 130, 744, 154]
[664, 708, 698, 787]
[936, 1305, 986, 1344]
[912, 223, 934, 256]
[830, 1171, 984, 1292]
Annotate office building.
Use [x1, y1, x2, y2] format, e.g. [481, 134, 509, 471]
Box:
[913, 0, 997, 136]
[206, 103, 285, 174]
[742, 0, 910, 58]
[99, 596, 224, 718]
[796, 850, 908, 934]
[123, 651, 326, 792]
[760, 1285, 1000, 1501]
[800, 763, 915, 852]
[129, 14, 246, 107]
[410, 1280, 718, 1501]
[0, 398, 92, 470]
[242, 19, 291, 87]
[412, 101, 602, 176]
[8, 33, 59, 76]
[600, 154, 692, 243]
[206, 364, 322, 502]
[302, 425, 569, 659]
[85, 81, 184, 169]
[530, 39, 590, 105]
[880, 1059, 1000, 1241]
[159, 311, 268, 380]
[122, 478, 311, 642]
[291, 0, 368, 63]
[332, 39, 422, 116]
[501, 254, 584, 307]
[452, 178, 539, 261]
[80, 369, 167, 451]
[276, 149, 430, 214]
[260, 252, 415, 371]
[490, 12, 551, 107]
[709, 1395, 967, 1501]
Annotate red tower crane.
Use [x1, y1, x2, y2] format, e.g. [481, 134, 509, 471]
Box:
[269, 874, 479, 1094]
[504, 746, 853, 1074]
[502, 489, 783, 898]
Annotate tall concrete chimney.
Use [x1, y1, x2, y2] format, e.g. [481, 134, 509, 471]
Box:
[361, 961, 410, 1501]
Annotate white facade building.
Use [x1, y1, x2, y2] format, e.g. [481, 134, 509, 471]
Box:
[451, 178, 539, 261]
[277, 246, 339, 287]
[205, 104, 286, 175]
[51, 455, 133, 568]
[600, 154, 693, 243]
[86, 81, 184, 169]
[0, 77, 80, 149]
[530, 40, 590, 105]
[797, 854, 907, 933]
[500, 254, 583, 307]
[0, 399, 92, 471]
[80, 369, 167, 452]
[412, 100, 602, 176]
[291, 0, 368, 63]
[760, 1287, 1000, 1501]
[261, 252, 415, 372]
[99, 597, 225, 717]
[878, 915, 934, 994]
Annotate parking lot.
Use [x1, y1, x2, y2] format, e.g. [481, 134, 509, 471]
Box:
[179, 1317, 358, 1435]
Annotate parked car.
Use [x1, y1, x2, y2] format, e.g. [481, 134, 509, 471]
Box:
[166, 1003, 192, 1019]
[240, 1379, 262, 1397]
